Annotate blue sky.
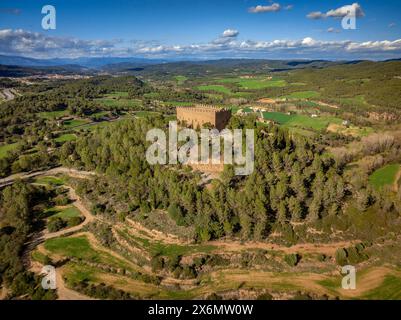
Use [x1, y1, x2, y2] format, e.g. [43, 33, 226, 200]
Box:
[0, 0, 400, 60]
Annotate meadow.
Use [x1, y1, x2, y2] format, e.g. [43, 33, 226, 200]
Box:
[55, 133, 77, 143]
[175, 75, 188, 84]
[217, 77, 287, 89]
[44, 235, 134, 270]
[104, 92, 129, 98]
[281, 91, 320, 99]
[196, 85, 232, 95]
[38, 110, 69, 119]
[95, 98, 141, 108]
[34, 176, 65, 186]
[369, 164, 400, 189]
[62, 119, 90, 129]
[47, 206, 82, 219]
[0, 142, 19, 159]
[262, 112, 343, 131]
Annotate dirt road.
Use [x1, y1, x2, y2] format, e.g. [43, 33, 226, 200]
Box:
[42, 186, 95, 240]
[2, 89, 16, 101]
[0, 166, 95, 188]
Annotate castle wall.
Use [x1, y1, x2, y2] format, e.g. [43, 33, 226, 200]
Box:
[176, 106, 231, 130]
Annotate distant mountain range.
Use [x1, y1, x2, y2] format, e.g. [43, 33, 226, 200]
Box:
[0, 55, 167, 69]
[3, 54, 398, 78]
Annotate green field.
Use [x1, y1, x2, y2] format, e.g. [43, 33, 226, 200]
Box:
[135, 111, 160, 118]
[44, 236, 134, 270]
[47, 206, 81, 219]
[34, 176, 65, 186]
[281, 91, 320, 99]
[165, 101, 192, 107]
[77, 120, 116, 131]
[232, 92, 254, 98]
[55, 133, 77, 143]
[175, 75, 188, 84]
[262, 112, 293, 124]
[196, 85, 232, 94]
[45, 236, 101, 262]
[38, 110, 69, 119]
[96, 98, 141, 108]
[217, 77, 287, 89]
[92, 111, 110, 117]
[262, 112, 342, 131]
[369, 164, 400, 189]
[0, 142, 19, 159]
[62, 119, 90, 129]
[362, 275, 401, 299]
[104, 92, 129, 98]
[338, 95, 366, 106]
[144, 92, 160, 99]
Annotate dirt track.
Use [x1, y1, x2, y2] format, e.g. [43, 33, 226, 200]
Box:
[0, 166, 95, 188]
[208, 239, 359, 256]
[42, 186, 95, 240]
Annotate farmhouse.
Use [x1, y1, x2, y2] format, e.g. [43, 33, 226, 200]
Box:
[177, 105, 231, 130]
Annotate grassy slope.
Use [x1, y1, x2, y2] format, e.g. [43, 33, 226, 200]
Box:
[0, 142, 19, 159]
[369, 164, 400, 189]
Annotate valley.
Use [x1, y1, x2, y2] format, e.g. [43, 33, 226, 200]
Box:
[1, 58, 401, 300]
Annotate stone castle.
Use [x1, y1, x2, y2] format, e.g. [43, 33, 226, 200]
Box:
[176, 105, 231, 130]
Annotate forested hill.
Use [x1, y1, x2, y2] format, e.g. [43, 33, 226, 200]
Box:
[103, 59, 344, 76]
[59, 115, 401, 243]
[283, 60, 401, 111]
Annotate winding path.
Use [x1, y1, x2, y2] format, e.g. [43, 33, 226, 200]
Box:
[0, 167, 95, 188]
[42, 186, 95, 240]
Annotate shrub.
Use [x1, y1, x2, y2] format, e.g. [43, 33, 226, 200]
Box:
[67, 216, 83, 227]
[151, 256, 165, 272]
[335, 248, 348, 266]
[168, 203, 185, 226]
[284, 253, 301, 267]
[54, 195, 69, 206]
[47, 218, 67, 232]
[257, 292, 273, 300]
[181, 265, 197, 279]
[166, 254, 181, 272]
[206, 293, 222, 300]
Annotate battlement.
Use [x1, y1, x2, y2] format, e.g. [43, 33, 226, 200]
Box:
[177, 104, 230, 113]
[176, 105, 231, 130]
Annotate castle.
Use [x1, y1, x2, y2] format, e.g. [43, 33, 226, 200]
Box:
[176, 105, 231, 130]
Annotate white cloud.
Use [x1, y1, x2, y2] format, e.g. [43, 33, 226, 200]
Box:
[307, 3, 365, 20]
[222, 29, 239, 38]
[284, 5, 293, 10]
[1, 29, 401, 60]
[389, 22, 396, 28]
[249, 3, 281, 13]
[307, 12, 326, 20]
[326, 3, 365, 18]
[0, 29, 121, 58]
[327, 27, 341, 33]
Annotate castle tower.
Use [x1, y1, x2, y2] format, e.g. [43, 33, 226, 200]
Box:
[176, 105, 231, 130]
